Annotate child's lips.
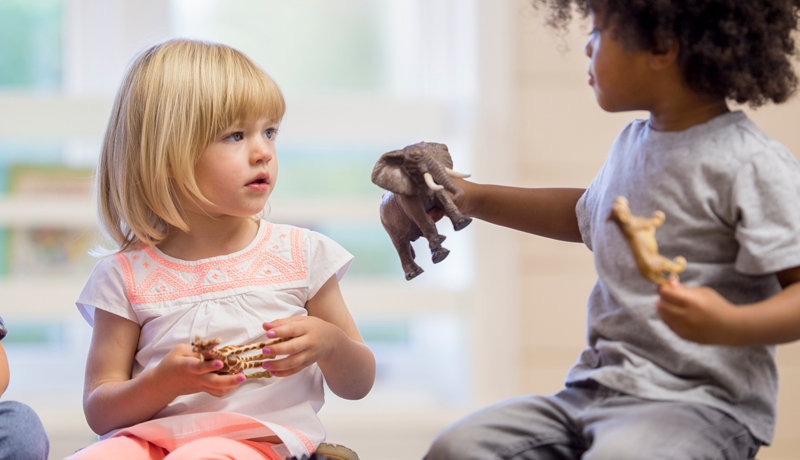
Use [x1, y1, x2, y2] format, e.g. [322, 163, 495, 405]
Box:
[246, 173, 270, 190]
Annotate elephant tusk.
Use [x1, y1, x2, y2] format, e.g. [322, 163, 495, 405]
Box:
[446, 168, 471, 179]
[424, 172, 445, 191]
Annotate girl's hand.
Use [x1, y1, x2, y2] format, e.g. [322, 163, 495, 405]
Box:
[261, 317, 345, 378]
[154, 344, 246, 398]
[655, 279, 743, 345]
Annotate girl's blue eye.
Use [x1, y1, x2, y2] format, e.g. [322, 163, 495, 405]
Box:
[226, 132, 244, 142]
[264, 128, 277, 139]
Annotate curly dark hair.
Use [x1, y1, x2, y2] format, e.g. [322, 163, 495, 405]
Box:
[532, 0, 800, 107]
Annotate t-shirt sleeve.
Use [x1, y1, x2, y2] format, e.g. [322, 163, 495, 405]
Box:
[304, 230, 354, 299]
[0, 315, 6, 341]
[76, 255, 138, 327]
[733, 147, 800, 275]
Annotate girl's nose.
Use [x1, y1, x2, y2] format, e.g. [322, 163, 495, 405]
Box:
[252, 139, 274, 163]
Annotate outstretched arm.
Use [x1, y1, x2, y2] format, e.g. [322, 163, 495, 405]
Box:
[656, 265, 800, 346]
[83, 309, 244, 435]
[453, 178, 585, 243]
[262, 275, 376, 400]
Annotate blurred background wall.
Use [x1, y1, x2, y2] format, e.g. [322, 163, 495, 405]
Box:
[0, 1, 798, 458]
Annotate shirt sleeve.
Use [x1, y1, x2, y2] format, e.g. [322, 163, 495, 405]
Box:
[304, 230, 354, 299]
[0, 315, 6, 341]
[733, 147, 800, 275]
[76, 255, 139, 326]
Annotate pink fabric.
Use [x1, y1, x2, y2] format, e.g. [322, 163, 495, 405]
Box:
[65, 435, 282, 460]
[65, 435, 167, 460]
[111, 412, 312, 454]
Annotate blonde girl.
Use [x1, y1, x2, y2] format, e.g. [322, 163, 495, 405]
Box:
[69, 39, 375, 460]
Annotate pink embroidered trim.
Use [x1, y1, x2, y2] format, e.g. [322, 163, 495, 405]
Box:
[285, 426, 315, 454]
[117, 224, 307, 304]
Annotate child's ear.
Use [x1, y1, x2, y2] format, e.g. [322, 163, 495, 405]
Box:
[648, 41, 679, 70]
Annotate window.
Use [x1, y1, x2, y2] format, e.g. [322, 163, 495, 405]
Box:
[0, 0, 62, 90]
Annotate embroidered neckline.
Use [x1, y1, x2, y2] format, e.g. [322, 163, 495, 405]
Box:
[116, 222, 307, 304]
[147, 221, 272, 267]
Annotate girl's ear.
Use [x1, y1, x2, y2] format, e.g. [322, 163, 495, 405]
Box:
[648, 41, 679, 70]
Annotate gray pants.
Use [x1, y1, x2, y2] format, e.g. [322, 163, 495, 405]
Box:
[0, 401, 49, 460]
[425, 382, 760, 460]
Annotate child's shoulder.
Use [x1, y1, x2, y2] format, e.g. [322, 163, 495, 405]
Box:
[259, 220, 341, 248]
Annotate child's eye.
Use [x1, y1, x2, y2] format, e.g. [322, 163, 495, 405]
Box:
[225, 132, 244, 142]
[264, 128, 278, 140]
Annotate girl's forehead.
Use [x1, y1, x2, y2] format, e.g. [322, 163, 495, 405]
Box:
[226, 116, 280, 127]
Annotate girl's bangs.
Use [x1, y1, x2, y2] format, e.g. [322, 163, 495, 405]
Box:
[216, 65, 285, 133]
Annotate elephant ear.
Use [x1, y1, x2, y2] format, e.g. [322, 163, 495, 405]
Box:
[371, 149, 417, 195]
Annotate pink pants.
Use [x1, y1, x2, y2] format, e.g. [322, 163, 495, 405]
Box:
[65, 435, 283, 460]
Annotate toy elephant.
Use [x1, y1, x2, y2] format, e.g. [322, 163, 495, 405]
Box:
[371, 141, 472, 280]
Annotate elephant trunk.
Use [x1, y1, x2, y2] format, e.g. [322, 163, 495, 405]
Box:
[423, 154, 459, 194]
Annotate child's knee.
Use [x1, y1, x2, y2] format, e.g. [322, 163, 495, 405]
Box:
[0, 401, 48, 460]
[168, 438, 275, 460]
[424, 425, 478, 460]
[64, 436, 163, 460]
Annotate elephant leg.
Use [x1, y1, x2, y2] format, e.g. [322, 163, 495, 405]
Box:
[380, 196, 424, 280]
[411, 208, 450, 263]
[383, 223, 424, 280]
[436, 192, 472, 231]
[402, 196, 446, 251]
[393, 235, 424, 280]
[430, 245, 450, 264]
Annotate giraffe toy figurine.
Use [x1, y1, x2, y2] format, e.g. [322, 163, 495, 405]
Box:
[191, 335, 288, 379]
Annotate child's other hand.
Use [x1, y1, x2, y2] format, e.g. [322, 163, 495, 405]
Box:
[261, 317, 344, 378]
[155, 344, 245, 398]
[655, 279, 742, 345]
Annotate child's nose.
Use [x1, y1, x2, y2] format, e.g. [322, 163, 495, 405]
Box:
[252, 139, 273, 162]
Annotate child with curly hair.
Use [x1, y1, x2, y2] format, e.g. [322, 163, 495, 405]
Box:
[67, 39, 375, 459]
[425, 1, 800, 458]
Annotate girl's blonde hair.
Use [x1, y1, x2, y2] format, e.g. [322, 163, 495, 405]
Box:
[97, 39, 285, 252]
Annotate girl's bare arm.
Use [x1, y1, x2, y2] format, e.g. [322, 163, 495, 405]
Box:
[263, 275, 376, 400]
[83, 310, 242, 434]
[305, 276, 375, 399]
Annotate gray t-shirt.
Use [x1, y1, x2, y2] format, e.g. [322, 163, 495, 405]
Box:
[571, 110, 800, 443]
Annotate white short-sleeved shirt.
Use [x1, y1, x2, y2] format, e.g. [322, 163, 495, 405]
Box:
[76, 220, 353, 454]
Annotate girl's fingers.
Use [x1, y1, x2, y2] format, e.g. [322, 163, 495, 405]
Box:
[202, 372, 246, 395]
[191, 358, 224, 375]
[263, 319, 299, 338]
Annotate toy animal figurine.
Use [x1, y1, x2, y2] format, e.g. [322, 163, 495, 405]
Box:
[371, 141, 472, 280]
[608, 196, 687, 285]
[288, 441, 359, 460]
[191, 335, 287, 379]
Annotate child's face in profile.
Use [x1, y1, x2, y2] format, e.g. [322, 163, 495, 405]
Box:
[584, 10, 654, 113]
[190, 117, 280, 219]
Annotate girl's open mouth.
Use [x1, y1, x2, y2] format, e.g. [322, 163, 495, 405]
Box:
[246, 174, 270, 191]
